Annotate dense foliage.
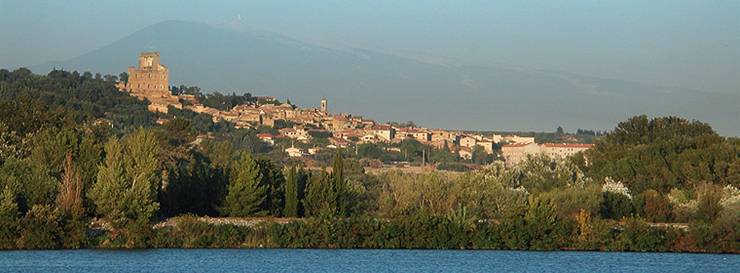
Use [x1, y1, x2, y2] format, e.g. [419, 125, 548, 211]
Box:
[0, 69, 737, 252]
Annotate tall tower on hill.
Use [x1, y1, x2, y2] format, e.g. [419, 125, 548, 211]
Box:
[121, 52, 181, 113]
[320, 97, 328, 113]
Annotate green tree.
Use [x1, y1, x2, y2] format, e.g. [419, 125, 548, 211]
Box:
[471, 145, 491, 164]
[634, 189, 672, 222]
[221, 152, 267, 216]
[0, 186, 19, 249]
[304, 170, 331, 217]
[332, 151, 350, 216]
[258, 159, 285, 216]
[90, 137, 128, 227]
[525, 197, 559, 250]
[284, 166, 299, 217]
[695, 185, 723, 223]
[599, 192, 633, 220]
[16, 204, 61, 249]
[89, 129, 160, 230]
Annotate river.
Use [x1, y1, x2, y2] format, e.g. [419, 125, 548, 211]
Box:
[0, 249, 737, 272]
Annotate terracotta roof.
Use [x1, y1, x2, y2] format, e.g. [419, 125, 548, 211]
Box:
[257, 133, 274, 139]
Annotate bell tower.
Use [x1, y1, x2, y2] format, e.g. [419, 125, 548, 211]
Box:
[320, 97, 328, 113]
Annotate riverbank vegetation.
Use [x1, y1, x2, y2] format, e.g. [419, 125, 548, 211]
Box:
[0, 69, 737, 253]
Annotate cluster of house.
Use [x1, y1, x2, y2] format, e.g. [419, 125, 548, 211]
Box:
[119, 52, 593, 165]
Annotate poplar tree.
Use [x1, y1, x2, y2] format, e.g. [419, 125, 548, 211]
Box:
[221, 152, 267, 216]
[283, 166, 299, 217]
[57, 153, 85, 248]
[332, 150, 349, 216]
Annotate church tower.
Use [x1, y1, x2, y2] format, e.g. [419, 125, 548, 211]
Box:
[320, 97, 328, 113]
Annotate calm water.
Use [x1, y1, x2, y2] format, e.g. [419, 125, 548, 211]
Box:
[0, 249, 737, 273]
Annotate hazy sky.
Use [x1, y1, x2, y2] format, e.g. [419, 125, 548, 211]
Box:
[1, 0, 738, 93]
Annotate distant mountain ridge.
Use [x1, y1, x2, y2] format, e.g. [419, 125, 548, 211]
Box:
[31, 20, 740, 135]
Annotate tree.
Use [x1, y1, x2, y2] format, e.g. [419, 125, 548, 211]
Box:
[57, 153, 86, 248]
[0, 186, 19, 249]
[635, 189, 672, 222]
[90, 137, 128, 227]
[695, 185, 723, 223]
[119, 72, 128, 84]
[304, 171, 331, 217]
[525, 197, 559, 250]
[221, 152, 267, 216]
[556, 126, 565, 135]
[332, 150, 350, 216]
[16, 204, 61, 249]
[471, 145, 490, 164]
[600, 192, 633, 220]
[89, 129, 160, 230]
[584, 115, 738, 193]
[284, 166, 299, 217]
[258, 159, 285, 216]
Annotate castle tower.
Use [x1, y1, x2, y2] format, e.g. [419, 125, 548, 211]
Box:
[320, 97, 328, 113]
[125, 52, 169, 94]
[122, 52, 181, 113]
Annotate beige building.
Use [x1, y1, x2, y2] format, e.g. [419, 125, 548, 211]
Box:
[478, 141, 495, 154]
[371, 125, 395, 142]
[502, 142, 594, 167]
[458, 147, 473, 160]
[431, 130, 460, 143]
[501, 142, 541, 167]
[542, 143, 593, 160]
[459, 135, 478, 148]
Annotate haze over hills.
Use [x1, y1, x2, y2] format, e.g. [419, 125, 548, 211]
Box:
[31, 20, 739, 135]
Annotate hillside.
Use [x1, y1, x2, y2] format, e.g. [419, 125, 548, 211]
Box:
[32, 20, 740, 135]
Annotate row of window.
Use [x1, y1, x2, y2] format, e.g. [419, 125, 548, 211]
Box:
[134, 73, 166, 79]
[135, 84, 165, 89]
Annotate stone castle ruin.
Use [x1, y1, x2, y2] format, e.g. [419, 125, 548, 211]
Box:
[121, 52, 181, 113]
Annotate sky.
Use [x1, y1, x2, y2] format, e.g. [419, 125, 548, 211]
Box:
[1, 0, 738, 94]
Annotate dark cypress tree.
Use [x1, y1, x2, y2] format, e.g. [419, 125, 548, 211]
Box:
[284, 166, 299, 217]
[258, 159, 285, 216]
[332, 150, 349, 216]
[304, 170, 332, 217]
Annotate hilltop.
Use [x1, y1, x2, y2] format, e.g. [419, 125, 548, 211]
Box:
[30, 20, 740, 136]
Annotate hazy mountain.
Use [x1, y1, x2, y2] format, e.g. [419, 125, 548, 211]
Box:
[32, 20, 739, 135]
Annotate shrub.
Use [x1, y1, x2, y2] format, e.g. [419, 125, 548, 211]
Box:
[16, 204, 62, 249]
[600, 192, 633, 220]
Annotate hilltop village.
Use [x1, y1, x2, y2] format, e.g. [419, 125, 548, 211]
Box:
[119, 52, 593, 168]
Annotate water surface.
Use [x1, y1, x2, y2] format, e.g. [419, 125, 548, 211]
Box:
[0, 249, 737, 272]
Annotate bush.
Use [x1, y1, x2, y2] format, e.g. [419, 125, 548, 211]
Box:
[614, 217, 667, 252]
[600, 192, 633, 220]
[635, 189, 672, 222]
[436, 162, 470, 172]
[16, 205, 62, 249]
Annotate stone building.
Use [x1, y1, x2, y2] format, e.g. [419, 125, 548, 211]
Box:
[123, 52, 181, 113]
[501, 142, 541, 167]
[502, 142, 594, 167]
